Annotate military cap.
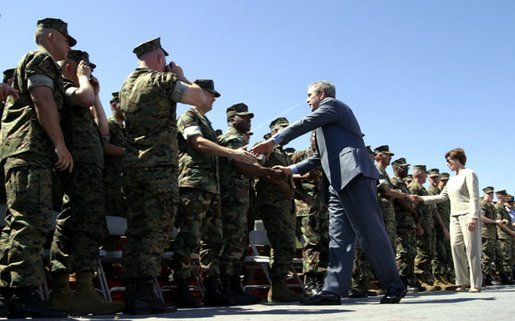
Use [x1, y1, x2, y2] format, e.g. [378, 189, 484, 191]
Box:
[110, 92, 120, 103]
[193, 79, 220, 97]
[37, 18, 76, 47]
[226, 103, 254, 121]
[374, 145, 394, 156]
[507, 195, 514, 202]
[482, 186, 494, 194]
[412, 165, 427, 172]
[269, 117, 289, 131]
[404, 174, 413, 183]
[3, 68, 14, 83]
[495, 189, 507, 196]
[428, 168, 440, 177]
[366, 145, 374, 155]
[215, 129, 223, 136]
[392, 157, 410, 167]
[263, 133, 271, 140]
[67, 50, 96, 70]
[133, 37, 168, 58]
[284, 147, 296, 155]
[440, 172, 450, 180]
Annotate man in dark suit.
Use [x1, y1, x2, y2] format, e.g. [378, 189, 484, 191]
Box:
[252, 81, 405, 304]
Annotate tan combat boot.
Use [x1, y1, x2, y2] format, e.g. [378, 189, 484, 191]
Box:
[267, 279, 302, 303]
[69, 272, 124, 316]
[48, 273, 72, 313]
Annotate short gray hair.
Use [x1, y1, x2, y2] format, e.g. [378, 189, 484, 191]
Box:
[308, 81, 336, 98]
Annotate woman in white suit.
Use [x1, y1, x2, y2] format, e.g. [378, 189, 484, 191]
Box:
[412, 148, 482, 292]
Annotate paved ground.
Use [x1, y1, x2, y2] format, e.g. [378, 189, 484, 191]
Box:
[65, 284, 515, 321]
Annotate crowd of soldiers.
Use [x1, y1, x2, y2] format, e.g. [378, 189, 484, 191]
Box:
[0, 17, 513, 319]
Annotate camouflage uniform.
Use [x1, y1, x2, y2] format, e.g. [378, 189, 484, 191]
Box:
[173, 108, 222, 279]
[104, 116, 127, 217]
[480, 200, 497, 280]
[218, 127, 250, 277]
[495, 203, 513, 276]
[291, 148, 329, 274]
[255, 144, 296, 281]
[120, 67, 182, 279]
[0, 49, 64, 287]
[409, 181, 437, 282]
[427, 184, 448, 282]
[391, 175, 417, 285]
[376, 166, 397, 252]
[50, 78, 108, 274]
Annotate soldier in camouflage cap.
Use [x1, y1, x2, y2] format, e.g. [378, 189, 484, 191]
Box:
[480, 186, 499, 285]
[0, 17, 75, 318]
[103, 91, 127, 220]
[254, 117, 301, 303]
[218, 103, 277, 305]
[494, 189, 514, 284]
[119, 36, 209, 314]
[2, 69, 14, 84]
[173, 79, 256, 307]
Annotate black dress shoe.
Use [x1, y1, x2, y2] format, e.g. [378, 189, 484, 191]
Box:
[380, 286, 405, 304]
[300, 291, 341, 305]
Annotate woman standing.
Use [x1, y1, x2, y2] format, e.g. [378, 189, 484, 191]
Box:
[412, 148, 482, 292]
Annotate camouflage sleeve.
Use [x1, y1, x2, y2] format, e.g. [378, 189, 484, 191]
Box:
[225, 136, 245, 150]
[25, 52, 59, 91]
[177, 110, 202, 140]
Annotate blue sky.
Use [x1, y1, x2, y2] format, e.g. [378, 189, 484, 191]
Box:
[1, 0, 514, 194]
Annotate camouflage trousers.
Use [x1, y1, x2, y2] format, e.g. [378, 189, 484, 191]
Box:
[219, 196, 249, 277]
[396, 228, 417, 279]
[259, 203, 296, 281]
[50, 163, 108, 274]
[298, 212, 329, 273]
[496, 238, 513, 274]
[173, 188, 223, 279]
[0, 154, 53, 287]
[415, 231, 436, 275]
[378, 198, 397, 252]
[104, 180, 126, 218]
[434, 226, 452, 278]
[482, 237, 496, 278]
[122, 166, 178, 279]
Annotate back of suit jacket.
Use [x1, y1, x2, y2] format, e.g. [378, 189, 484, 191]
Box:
[279, 97, 378, 191]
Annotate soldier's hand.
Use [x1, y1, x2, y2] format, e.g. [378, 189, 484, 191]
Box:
[55, 144, 74, 173]
[77, 60, 92, 78]
[252, 139, 274, 155]
[267, 167, 285, 179]
[0, 83, 19, 101]
[409, 194, 422, 203]
[232, 148, 257, 165]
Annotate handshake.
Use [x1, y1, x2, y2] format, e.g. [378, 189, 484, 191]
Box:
[266, 165, 292, 178]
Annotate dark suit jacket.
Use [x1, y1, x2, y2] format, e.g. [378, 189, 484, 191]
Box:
[279, 97, 378, 191]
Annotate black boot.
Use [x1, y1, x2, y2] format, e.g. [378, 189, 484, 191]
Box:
[174, 278, 202, 308]
[500, 272, 513, 285]
[203, 277, 236, 306]
[8, 286, 67, 319]
[0, 287, 9, 318]
[124, 278, 177, 315]
[224, 275, 261, 305]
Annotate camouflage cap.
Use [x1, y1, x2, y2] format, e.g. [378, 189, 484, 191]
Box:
[67, 50, 96, 70]
[428, 168, 440, 177]
[392, 157, 410, 167]
[110, 91, 120, 103]
[226, 103, 254, 121]
[37, 18, 76, 47]
[269, 117, 289, 131]
[133, 37, 169, 58]
[495, 189, 507, 196]
[440, 172, 450, 180]
[3, 68, 15, 83]
[412, 165, 427, 172]
[482, 186, 494, 194]
[374, 145, 395, 156]
[193, 79, 220, 97]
